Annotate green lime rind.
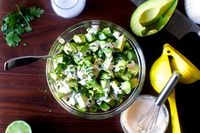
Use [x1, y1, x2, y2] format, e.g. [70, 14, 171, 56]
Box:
[5, 120, 32, 133]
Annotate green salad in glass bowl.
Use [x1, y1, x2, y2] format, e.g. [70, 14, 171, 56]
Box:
[46, 20, 146, 119]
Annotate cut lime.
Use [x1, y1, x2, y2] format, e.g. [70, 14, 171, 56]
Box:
[5, 120, 32, 133]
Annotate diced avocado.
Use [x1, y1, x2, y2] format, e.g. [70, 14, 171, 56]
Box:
[75, 93, 88, 108]
[80, 45, 89, 53]
[115, 34, 126, 51]
[107, 99, 117, 107]
[93, 64, 100, 77]
[52, 54, 64, 68]
[67, 96, 76, 106]
[53, 54, 64, 63]
[114, 60, 127, 73]
[110, 80, 122, 95]
[130, 78, 139, 89]
[89, 41, 99, 52]
[55, 80, 73, 99]
[100, 102, 111, 111]
[49, 72, 57, 80]
[102, 27, 112, 36]
[87, 25, 99, 34]
[130, 0, 178, 36]
[100, 71, 112, 80]
[110, 80, 119, 90]
[93, 85, 103, 93]
[112, 30, 120, 39]
[73, 34, 86, 44]
[127, 62, 139, 75]
[63, 42, 77, 54]
[67, 79, 79, 91]
[98, 32, 107, 40]
[100, 80, 109, 88]
[99, 41, 106, 48]
[58, 83, 71, 94]
[102, 57, 113, 70]
[121, 81, 132, 94]
[56, 92, 67, 99]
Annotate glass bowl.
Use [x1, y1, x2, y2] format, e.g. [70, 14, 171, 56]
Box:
[46, 20, 146, 119]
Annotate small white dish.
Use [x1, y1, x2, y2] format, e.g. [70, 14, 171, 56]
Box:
[51, 0, 86, 18]
[120, 95, 169, 133]
[185, 0, 200, 24]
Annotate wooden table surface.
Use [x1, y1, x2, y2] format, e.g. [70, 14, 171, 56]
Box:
[0, 0, 200, 133]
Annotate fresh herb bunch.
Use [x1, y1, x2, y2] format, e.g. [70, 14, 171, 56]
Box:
[1, 6, 44, 47]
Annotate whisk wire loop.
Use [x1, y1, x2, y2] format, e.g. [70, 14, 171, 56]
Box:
[137, 104, 160, 133]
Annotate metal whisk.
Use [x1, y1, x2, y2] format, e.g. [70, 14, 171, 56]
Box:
[137, 71, 181, 133]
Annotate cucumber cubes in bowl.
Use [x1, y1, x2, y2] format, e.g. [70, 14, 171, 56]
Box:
[48, 25, 140, 112]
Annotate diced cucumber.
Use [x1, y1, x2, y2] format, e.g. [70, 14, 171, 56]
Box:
[121, 81, 132, 94]
[89, 41, 99, 52]
[85, 33, 95, 42]
[53, 54, 64, 64]
[73, 34, 86, 44]
[103, 47, 112, 57]
[102, 27, 112, 36]
[120, 71, 133, 81]
[115, 34, 126, 51]
[127, 50, 137, 60]
[100, 102, 111, 111]
[98, 32, 107, 40]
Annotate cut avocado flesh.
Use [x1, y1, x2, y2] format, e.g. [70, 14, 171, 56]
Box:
[130, 0, 178, 37]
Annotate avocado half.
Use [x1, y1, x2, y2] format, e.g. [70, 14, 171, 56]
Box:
[130, 0, 178, 37]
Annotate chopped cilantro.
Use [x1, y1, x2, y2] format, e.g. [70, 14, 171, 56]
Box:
[1, 5, 44, 47]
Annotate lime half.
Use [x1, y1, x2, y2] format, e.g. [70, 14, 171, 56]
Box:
[5, 120, 32, 133]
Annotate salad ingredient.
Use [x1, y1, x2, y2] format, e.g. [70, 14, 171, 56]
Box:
[49, 26, 140, 112]
[1, 6, 44, 47]
[5, 120, 32, 133]
[130, 0, 177, 37]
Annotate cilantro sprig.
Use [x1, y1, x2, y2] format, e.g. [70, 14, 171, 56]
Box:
[1, 6, 44, 47]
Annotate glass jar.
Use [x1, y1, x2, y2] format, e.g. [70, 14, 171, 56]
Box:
[51, 0, 86, 18]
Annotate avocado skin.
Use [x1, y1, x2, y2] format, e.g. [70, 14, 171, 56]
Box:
[130, 0, 178, 37]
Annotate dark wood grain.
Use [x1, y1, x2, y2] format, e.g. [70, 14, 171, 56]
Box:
[0, 0, 200, 133]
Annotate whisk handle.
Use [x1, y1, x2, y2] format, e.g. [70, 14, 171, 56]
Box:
[155, 71, 181, 106]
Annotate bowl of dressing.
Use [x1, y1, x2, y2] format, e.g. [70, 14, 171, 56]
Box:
[120, 95, 169, 133]
[46, 20, 146, 119]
